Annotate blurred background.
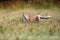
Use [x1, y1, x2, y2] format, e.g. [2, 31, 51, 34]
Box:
[0, 0, 60, 40]
[0, 0, 60, 9]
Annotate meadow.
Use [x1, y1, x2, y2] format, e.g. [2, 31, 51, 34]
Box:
[0, 3, 60, 40]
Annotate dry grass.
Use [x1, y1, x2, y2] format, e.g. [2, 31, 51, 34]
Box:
[0, 7, 60, 40]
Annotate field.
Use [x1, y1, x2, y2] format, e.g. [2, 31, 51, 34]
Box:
[0, 6, 60, 40]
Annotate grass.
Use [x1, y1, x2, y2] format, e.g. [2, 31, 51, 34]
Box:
[0, 6, 60, 40]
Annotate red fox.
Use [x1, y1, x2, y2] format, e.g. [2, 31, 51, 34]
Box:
[23, 13, 51, 23]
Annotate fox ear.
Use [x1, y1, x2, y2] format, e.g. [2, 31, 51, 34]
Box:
[23, 13, 29, 23]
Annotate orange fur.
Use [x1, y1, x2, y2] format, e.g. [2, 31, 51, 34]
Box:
[27, 16, 39, 23]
